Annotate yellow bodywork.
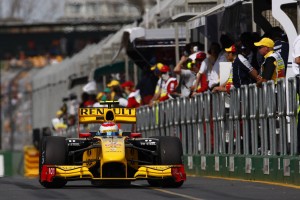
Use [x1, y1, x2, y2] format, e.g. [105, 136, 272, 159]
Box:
[54, 165, 175, 180]
[52, 136, 175, 180]
[41, 102, 185, 184]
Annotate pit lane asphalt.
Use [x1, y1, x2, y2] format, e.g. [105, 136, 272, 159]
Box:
[1, 176, 300, 200]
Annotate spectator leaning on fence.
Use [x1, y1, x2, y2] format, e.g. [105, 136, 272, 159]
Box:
[212, 45, 236, 94]
[158, 65, 178, 102]
[174, 52, 206, 97]
[190, 52, 208, 96]
[270, 27, 289, 72]
[254, 37, 285, 87]
[206, 34, 234, 90]
[193, 42, 221, 92]
[232, 43, 261, 88]
[121, 81, 141, 108]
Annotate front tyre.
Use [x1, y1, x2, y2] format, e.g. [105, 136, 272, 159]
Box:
[39, 136, 68, 188]
[147, 136, 184, 188]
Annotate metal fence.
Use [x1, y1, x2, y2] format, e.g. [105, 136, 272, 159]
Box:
[136, 77, 300, 157]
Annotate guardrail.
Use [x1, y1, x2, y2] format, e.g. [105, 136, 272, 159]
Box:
[136, 77, 300, 185]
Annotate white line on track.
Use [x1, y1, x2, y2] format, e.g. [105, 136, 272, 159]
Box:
[151, 188, 205, 200]
[132, 183, 205, 200]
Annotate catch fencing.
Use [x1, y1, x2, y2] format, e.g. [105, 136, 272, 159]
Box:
[136, 77, 300, 157]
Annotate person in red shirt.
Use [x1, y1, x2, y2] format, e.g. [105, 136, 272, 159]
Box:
[158, 65, 178, 102]
[191, 52, 208, 95]
[121, 81, 141, 108]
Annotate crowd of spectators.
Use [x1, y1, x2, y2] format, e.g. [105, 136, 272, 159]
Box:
[52, 27, 300, 138]
[1, 39, 66, 70]
[0, 36, 99, 70]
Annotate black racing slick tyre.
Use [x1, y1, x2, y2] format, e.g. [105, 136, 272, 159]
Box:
[147, 136, 184, 188]
[39, 136, 68, 188]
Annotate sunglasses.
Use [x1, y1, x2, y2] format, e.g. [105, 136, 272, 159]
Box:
[258, 46, 266, 49]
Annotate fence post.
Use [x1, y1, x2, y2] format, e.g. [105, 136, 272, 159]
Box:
[266, 81, 277, 155]
[203, 91, 212, 154]
[240, 85, 250, 155]
[249, 84, 259, 155]
[288, 77, 298, 155]
[277, 78, 288, 155]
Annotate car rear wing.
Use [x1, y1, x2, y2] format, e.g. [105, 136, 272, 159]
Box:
[78, 101, 136, 124]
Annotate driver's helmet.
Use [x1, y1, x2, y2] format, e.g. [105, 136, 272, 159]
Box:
[98, 122, 119, 136]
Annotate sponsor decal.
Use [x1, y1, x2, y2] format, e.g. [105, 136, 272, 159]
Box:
[104, 141, 122, 148]
[140, 139, 156, 145]
[80, 108, 135, 116]
[68, 143, 80, 146]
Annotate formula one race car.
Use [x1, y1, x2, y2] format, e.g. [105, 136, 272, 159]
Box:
[39, 101, 186, 188]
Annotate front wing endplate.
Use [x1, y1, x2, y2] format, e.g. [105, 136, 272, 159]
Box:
[40, 165, 186, 183]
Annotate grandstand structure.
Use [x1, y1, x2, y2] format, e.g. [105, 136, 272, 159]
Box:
[0, 0, 142, 62]
[0, 0, 149, 150]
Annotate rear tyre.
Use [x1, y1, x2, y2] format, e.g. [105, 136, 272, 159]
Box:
[147, 136, 184, 188]
[39, 136, 68, 188]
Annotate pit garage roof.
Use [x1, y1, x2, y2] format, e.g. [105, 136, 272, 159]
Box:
[124, 27, 186, 43]
[188, 3, 225, 29]
[171, 12, 199, 23]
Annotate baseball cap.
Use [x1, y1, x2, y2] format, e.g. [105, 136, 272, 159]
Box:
[254, 37, 274, 48]
[56, 110, 63, 117]
[107, 80, 120, 87]
[196, 52, 206, 60]
[225, 45, 236, 53]
[150, 63, 164, 71]
[160, 65, 170, 73]
[121, 81, 134, 88]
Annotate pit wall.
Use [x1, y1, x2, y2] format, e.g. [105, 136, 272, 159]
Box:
[183, 155, 300, 185]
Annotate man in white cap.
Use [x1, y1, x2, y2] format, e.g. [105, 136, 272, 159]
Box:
[174, 52, 206, 97]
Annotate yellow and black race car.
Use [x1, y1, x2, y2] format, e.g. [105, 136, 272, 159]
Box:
[39, 101, 186, 188]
